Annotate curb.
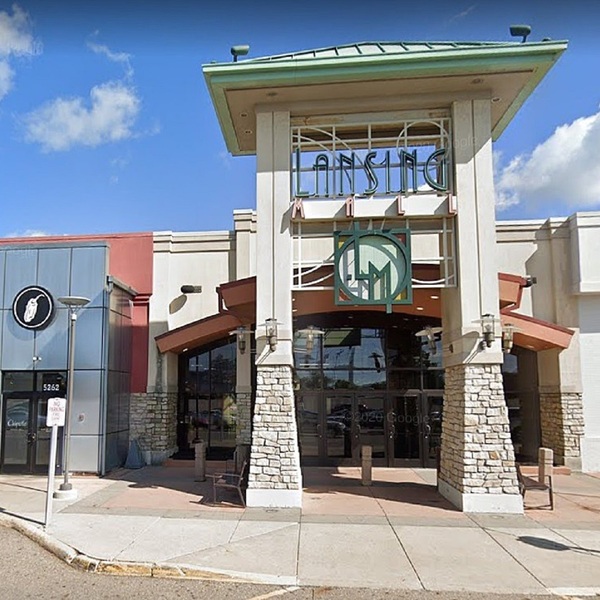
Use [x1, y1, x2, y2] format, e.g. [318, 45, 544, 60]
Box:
[0, 513, 262, 583]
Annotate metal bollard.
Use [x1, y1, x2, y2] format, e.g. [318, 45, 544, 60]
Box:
[195, 441, 207, 482]
[361, 445, 372, 486]
[538, 447, 553, 483]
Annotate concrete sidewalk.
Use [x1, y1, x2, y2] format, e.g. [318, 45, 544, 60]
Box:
[1, 465, 600, 595]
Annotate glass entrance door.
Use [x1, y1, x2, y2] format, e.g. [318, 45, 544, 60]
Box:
[422, 392, 443, 468]
[387, 393, 421, 466]
[298, 390, 443, 467]
[1, 394, 52, 474]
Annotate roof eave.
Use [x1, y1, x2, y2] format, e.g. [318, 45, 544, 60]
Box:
[203, 41, 568, 154]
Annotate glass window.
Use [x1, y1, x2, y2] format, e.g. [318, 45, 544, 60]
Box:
[36, 372, 67, 396]
[2, 372, 34, 393]
[322, 328, 386, 370]
[388, 370, 421, 390]
[387, 326, 422, 368]
[211, 341, 235, 395]
[296, 369, 322, 390]
[323, 369, 387, 390]
[423, 369, 444, 390]
[293, 329, 322, 368]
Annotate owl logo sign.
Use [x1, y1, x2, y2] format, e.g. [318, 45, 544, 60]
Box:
[12, 286, 55, 330]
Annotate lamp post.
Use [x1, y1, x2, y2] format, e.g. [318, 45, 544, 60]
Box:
[53, 296, 90, 500]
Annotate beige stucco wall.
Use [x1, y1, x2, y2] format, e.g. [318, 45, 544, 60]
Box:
[497, 213, 600, 471]
[148, 230, 236, 392]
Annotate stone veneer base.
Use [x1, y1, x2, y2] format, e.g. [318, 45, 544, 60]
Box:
[246, 488, 302, 508]
[143, 447, 178, 466]
[438, 481, 523, 514]
[438, 479, 523, 513]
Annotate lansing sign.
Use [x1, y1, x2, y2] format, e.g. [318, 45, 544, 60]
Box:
[294, 147, 448, 199]
[334, 229, 412, 313]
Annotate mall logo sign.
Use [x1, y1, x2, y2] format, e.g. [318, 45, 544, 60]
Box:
[334, 228, 412, 313]
[12, 286, 55, 330]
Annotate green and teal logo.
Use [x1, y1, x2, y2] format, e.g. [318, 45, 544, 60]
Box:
[334, 228, 412, 313]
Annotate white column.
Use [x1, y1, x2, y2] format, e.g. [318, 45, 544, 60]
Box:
[247, 109, 302, 508]
[439, 99, 522, 513]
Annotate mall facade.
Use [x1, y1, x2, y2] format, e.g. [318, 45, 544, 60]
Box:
[1, 36, 599, 513]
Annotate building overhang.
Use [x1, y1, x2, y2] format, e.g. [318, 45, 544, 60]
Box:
[203, 40, 567, 155]
[155, 272, 573, 355]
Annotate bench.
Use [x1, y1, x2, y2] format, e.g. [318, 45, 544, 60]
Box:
[516, 464, 554, 510]
[209, 459, 248, 507]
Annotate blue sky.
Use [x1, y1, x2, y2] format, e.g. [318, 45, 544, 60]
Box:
[1, 0, 599, 237]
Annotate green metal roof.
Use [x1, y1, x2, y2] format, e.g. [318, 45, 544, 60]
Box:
[243, 41, 527, 63]
[204, 39, 568, 155]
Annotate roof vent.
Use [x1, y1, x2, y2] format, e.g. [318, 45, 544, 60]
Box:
[509, 24, 532, 43]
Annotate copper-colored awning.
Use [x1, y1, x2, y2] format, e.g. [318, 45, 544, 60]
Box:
[155, 273, 573, 354]
[155, 312, 242, 354]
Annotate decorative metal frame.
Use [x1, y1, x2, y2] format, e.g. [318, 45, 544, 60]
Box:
[292, 217, 456, 291]
[291, 115, 452, 201]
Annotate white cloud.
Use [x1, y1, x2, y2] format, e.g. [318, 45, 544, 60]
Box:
[5, 229, 51, 238]
[22, 81, 140, 151]
[449, 4, 477, 23]
[0, 4, 39, 101]
[495, 110, 600, 210]
[87, 39, 134, 80]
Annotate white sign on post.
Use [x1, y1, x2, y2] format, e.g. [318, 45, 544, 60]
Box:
[46, 397, 66, 427]
[44, 397, 66, 529]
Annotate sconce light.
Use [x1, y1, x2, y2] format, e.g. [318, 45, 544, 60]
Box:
[297, 325, 324, 353]
[501, 323, 520, 354]
[264, 318, 278, 351]
[234, 326, 248, 354]
[415, 325, 443, 355]
[480, 313, 496, 349]
[180, 285, 203, 294]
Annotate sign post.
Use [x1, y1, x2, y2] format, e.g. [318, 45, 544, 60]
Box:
[44, 397, 66, 530]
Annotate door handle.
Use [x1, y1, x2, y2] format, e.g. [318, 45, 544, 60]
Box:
[423, 424, 431, 438]
[27, 432, 37, 443]
[316, 423, 322, 439]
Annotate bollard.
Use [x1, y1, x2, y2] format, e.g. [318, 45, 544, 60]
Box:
[195, 441, 207, 482]
[361, 445, 372, 486]
[538, 447, 553, 483]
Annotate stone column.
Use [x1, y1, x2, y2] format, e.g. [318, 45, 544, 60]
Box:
[537, 340, 584, 471]
[539, 388, 584, 470]
[236, 336, 252, 447]
[246, 109, 302, 508]
[129, 391, 178, 465]
[439, 99, 522, 513]
[438, 365, 521, 512]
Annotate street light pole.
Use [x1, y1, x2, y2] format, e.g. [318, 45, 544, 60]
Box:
[53, 296, 90, 501]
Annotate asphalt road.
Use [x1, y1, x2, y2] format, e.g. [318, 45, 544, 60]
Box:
[0, 525, 568, 599]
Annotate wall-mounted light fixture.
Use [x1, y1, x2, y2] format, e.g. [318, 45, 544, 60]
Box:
[415, 325, 443, 355]
[264, 318, 278, 351]
[234, 326, 249, 354]
[297, 325, 324, 354]
[180, 285, 202, 294]
[480, 313, 496, 349]
[501, 323, 520, 354]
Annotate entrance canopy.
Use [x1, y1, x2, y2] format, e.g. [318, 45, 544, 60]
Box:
[155, 273, 573, 354]
[204, 40, 567, 155]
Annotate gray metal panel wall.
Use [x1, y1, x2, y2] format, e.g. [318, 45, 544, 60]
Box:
[0, 243, 110, 473]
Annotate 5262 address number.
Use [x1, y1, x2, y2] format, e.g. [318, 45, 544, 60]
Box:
[43, 383, 61, 392]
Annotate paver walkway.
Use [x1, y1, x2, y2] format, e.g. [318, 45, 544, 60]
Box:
[1, 464, 600, 594]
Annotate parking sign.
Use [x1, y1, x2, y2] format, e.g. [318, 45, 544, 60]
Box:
[46, 397, 66, 427]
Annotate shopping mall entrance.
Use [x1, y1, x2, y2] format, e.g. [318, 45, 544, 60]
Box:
[297, 390, 442, 468]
